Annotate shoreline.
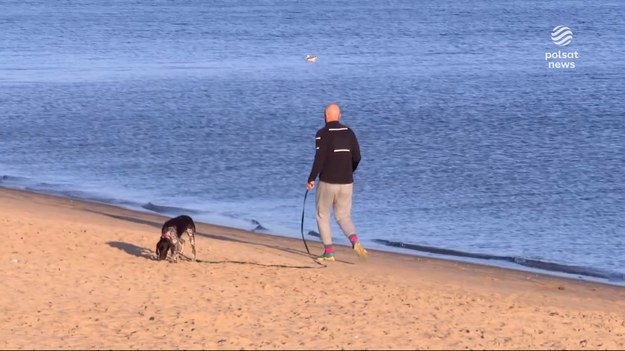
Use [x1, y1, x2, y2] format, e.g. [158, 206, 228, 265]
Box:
[1, 182, 623, 288]
[2, 186, 625, 349]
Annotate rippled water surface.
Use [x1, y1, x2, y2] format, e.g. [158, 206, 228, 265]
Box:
[1, 0, 624, 282]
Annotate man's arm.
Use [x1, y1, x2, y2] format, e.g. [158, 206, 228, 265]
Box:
[308, 130, 328, 183]
[351, 130, 361, 172]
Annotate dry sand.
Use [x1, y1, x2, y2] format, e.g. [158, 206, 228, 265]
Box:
[1, 187, 624, 350]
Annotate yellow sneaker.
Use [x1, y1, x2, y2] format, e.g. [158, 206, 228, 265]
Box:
[353, 241, 368, 260]
[316, 252, 336, 262]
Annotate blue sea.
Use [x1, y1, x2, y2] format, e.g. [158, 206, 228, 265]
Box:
[1, 0, 624, 284]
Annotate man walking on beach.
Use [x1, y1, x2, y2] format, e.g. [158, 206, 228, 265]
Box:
[307, 103, 368, 262]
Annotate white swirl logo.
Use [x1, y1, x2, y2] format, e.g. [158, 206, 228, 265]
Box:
[551, 25, 573, 46]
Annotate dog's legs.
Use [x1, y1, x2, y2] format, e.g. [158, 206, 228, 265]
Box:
[165, 226, 180, 262]
[187, 228, 197, 261]
[170, 242, 177, 262]
[179, 237, 185, 257]
[173, 238, 183, 262]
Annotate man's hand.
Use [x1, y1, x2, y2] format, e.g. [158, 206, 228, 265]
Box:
[307, 181, 315, 190]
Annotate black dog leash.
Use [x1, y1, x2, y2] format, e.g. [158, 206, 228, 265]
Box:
[300, 189, 311, 255]
[176, 191, 324, 267]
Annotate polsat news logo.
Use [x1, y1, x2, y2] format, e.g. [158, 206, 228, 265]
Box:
[545, 25, 579, 69]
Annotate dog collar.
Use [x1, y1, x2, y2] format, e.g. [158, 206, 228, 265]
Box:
[162, 232, 173, 240]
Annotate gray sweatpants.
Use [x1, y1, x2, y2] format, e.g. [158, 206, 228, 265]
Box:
[316, 181, 357, 246]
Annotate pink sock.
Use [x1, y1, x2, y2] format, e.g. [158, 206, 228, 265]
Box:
[348, 234, 359, 244]
[324, 246, 335, 254]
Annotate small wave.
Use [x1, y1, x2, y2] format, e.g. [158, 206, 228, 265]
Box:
[141, 202, 202, 215]
[0, 175, 75, 194]
[0, 175, 136, 207]
[308, 230, 320, 237]
[1, 175, 267, 233]
[21, 186, 141, 208]
[372, 239, 624, 282]
[1, 175, 30, 183]
[372, 239, 510, 261]
[511, 257, 623, 281]
[251, 219, 268, 232]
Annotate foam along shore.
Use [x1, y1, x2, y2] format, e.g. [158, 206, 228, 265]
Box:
[1, 186, 625, 350]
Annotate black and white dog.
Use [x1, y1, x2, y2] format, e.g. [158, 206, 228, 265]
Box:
[155, 215, 197, 262]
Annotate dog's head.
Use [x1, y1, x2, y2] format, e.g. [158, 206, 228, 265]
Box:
[155, 237, 174, 261]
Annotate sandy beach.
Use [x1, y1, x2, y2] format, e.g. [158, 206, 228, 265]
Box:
[1, 187, 624, 350]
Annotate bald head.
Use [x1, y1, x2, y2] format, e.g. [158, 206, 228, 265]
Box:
[324, 103, 341, 122]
